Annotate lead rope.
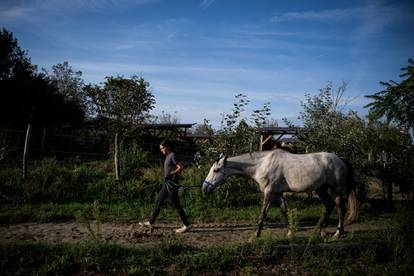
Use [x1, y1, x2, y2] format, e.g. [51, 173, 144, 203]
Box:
[165, 179, 205, 209]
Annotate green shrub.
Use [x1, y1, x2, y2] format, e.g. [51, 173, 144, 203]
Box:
[385, 203, 414, 263]
[0, 167, 23, 202]
[120, 143, 149, 180]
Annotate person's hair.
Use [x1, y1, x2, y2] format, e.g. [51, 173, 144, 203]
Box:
[160, 139, 175, 152]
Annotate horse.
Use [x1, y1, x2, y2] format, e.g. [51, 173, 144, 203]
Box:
[202, 149, 358, 238]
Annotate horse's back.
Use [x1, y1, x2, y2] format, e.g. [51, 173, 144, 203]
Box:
[268, 150, 347, 193]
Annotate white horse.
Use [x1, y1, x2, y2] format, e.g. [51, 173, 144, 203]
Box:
[202, 149, 358, 238]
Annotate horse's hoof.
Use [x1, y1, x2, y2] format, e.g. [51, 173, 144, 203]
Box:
[320, 230, 327, 238]
[333, 229, 342, 239]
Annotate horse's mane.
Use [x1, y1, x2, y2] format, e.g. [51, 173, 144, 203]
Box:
[230, 150, 277, 161]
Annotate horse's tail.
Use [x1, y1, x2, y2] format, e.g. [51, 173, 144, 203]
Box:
[342, 159, 359, 225]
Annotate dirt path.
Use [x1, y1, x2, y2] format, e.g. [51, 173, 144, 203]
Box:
[0, 221, 384, 248]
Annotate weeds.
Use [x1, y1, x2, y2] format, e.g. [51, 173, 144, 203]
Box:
[1, 232, 410, 275]
[385, 203, 414, 264]
[287, 208, 299, 237]
[74, 200, 102, 241]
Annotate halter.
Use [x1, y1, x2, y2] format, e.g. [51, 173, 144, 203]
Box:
[202, 160, 235, 189]
[203, 180, 216, 189]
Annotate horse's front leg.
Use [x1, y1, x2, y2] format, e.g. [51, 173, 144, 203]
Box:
[256, 189, 272, 237]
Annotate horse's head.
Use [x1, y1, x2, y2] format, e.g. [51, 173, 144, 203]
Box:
[202, 154, 227, 195]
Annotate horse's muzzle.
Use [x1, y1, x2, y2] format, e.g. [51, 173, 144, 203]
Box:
[202, 180, 215, 195]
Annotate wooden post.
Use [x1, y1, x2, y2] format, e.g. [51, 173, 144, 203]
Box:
[22, 123, 32, 179]
[259, 134, 272, 151]
[114, 132, 120, 180]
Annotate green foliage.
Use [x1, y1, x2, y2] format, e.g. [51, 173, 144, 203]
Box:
[287, 208, 299, 237]
[24, 157, 97, 202]
[295, 81, 414, 200]
[385, 203, 414, 264]
[199, 94, 273, 164]
[298, 82, 365, 158]
[363, 58, 414, 199]
[74, 200, 102, 241]
[85, 74, 155, 179]
[365, 58, 414, 131]
[120, 143, 149, 179]
[0, 28, 35, 81]
[46, 61, 87, 119]
[1, 226, 412, 275]
[0, 28, 85, 128]
[85, 75, 155, 126]
[366, 122, 414, 199]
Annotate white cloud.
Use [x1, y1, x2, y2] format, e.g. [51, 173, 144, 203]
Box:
[0, 5, 32, 21]
[200, 0, 215, 10]
[0, 0, 160, 23]
[271, 8, 355, 23]
[270, 4, 413, 27]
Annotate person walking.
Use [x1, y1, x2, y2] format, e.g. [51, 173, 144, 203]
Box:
[139, 140, 192, 233]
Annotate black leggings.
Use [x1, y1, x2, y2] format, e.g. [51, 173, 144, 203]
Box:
[149, 183, 189, 226]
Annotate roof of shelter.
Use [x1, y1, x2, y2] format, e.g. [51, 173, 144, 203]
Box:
[144, 123, 195, 129]
[257, 126, 301, 135]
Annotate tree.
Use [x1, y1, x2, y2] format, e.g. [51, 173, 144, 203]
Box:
[85, 75, 155, 180]
[0, 29, 83, 129]
[365, 59, 414, 201]
[365, 121, 414, 202]
[206, 94, 273, 160]
[0, 28, 81, 176]
[365, 58, 414, 132]
[296, 82, 370, 200]
[0, 28, 37, 127]
[46, 61, 87, 118]
[251, 101, 271, 128]
[297, 82, 365, 157]
[149, 111, 181, 124]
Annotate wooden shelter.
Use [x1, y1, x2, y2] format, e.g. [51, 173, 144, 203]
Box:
[142, 123, 195, 141]
[257, 126, 301, 151]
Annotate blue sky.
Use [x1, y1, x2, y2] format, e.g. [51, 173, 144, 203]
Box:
[1, 0, 413, 128]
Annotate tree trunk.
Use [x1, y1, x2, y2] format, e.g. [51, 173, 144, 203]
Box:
[114, 131, 120, 180]
[22, 123, 32, 179]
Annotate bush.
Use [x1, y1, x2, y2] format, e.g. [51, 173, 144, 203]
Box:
[0, 167, 23, 202]
[120, 143, 149, 180]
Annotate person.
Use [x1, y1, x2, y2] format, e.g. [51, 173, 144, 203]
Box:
[272, 140, 282, 150]
[139, 140, 192, 233]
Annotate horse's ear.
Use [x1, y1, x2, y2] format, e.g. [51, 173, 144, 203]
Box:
[219, 153, 225, 159]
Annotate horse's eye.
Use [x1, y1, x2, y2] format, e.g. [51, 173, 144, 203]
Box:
[213, 168, 221, 173]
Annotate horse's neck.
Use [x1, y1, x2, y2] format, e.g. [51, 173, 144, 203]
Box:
[226, 156, 259, 178]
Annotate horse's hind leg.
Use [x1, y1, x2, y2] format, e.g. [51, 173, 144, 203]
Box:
[316, 186, 335, 237]
[274, 193, 291, 237]
[333, 196, 346, 238]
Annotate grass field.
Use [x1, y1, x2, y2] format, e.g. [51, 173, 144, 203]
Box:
[0, 160, 413, 274]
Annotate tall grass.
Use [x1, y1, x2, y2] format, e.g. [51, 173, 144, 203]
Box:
[0, 230, 411, 275]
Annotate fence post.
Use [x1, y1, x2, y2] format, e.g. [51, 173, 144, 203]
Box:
[22, 123, 32, 179]
[114, 131, 120, 180]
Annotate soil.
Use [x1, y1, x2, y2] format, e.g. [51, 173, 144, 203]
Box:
[0, 221, 384, 248]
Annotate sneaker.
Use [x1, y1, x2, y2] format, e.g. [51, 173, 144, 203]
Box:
[175, 224, 192, 233]
[139, 221, 152, 228]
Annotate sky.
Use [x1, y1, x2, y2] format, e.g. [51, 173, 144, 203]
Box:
[1, 0, 413, 128]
